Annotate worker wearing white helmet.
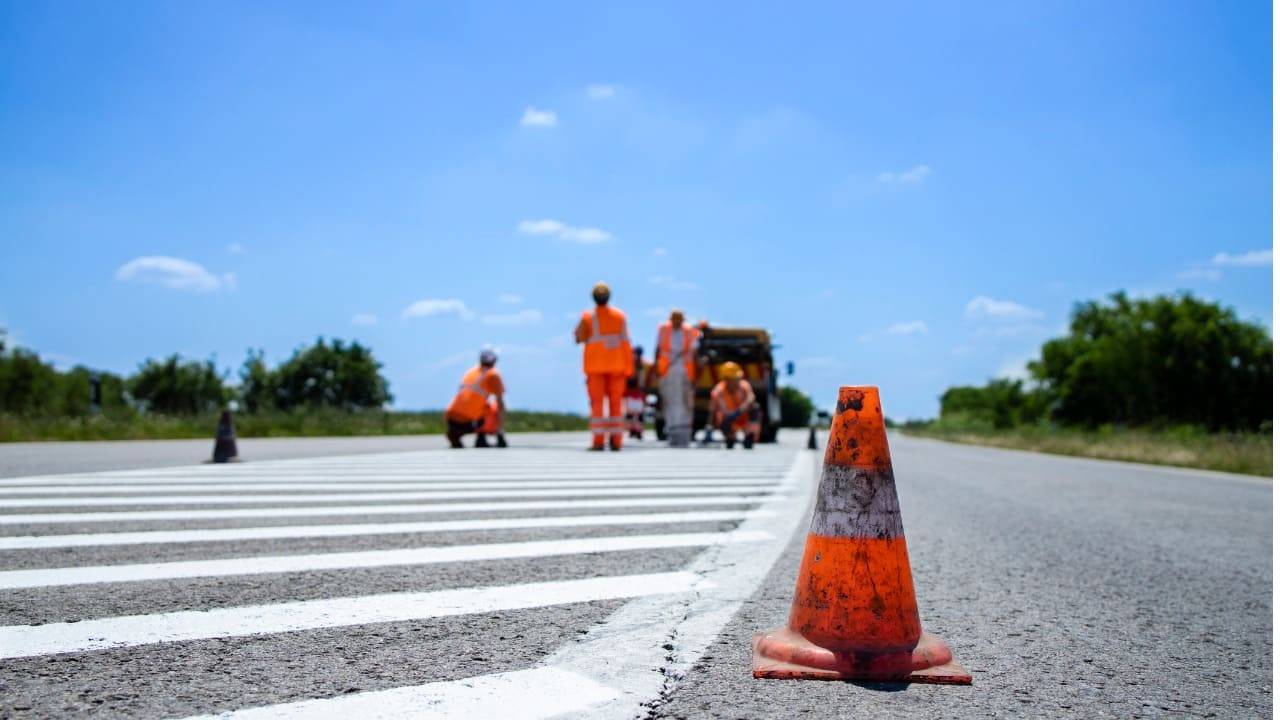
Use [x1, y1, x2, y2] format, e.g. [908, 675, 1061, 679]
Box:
[445, 348, 507, 448]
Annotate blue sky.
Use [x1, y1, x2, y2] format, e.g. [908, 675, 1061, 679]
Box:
[0, 1, 1272, 419]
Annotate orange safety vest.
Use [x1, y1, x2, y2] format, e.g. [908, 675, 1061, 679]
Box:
[581, 306, 633, 375]
[447, 366, 496, 420]
[711, 379, 754, 413]
[656, 322, 699, 380]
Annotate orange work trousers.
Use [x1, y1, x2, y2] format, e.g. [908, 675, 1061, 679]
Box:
[587, 372, 628, 448]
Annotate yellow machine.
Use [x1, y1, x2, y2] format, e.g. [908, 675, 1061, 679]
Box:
[649, 324, 790, 443]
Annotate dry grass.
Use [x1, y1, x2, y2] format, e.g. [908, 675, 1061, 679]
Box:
[900, 423, 1271, 477]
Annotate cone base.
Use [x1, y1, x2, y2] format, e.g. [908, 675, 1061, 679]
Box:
[751, 627, 971, 685]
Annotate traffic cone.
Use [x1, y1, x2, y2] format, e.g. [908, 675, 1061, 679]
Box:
[752, 385, 970, 684]
[211, 409, 240, 463]
[806, 425, 818, 450]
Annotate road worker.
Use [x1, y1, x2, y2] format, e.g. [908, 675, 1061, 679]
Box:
[444, 349, 507, 449]
[574, 282, 633, 450]
[653, 309, 700, 447]
[624, 346, 650, 440]
[710, 361, 761, 449]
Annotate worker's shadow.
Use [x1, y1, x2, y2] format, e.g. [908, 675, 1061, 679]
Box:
[844, 681, 911, 693]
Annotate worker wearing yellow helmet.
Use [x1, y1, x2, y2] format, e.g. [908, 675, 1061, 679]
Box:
[574, 281, 633, 450]
[710, 361, 761, 449]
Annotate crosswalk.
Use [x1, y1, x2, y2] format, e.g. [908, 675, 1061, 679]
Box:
[0, 436, 814, 719]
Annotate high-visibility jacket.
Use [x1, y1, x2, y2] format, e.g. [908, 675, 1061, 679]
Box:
[711, 379, 755, 414]
[656, 322, 699, 380]
[447, 365, 502, 421]
[580, 306, 633, 375]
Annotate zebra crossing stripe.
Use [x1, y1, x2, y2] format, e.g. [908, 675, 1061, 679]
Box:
[178, 666, 618, 720]
[0, 571, 705, 660]
[0, 477, 784, 495]
[0, 530, 772, 589]
[0, 485, 780, 509]
[0, 509, 775, 550]
[0, 494, 785, 525]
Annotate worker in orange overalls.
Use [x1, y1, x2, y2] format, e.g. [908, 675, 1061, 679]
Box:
[710, 361, 761, 449]
[444, 349, 507, 449]
[574, 282, 633, 451]
[653, 309, 700, 447]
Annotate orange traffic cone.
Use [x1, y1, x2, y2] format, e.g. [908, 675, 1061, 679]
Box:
[210, 409, 240, 464]
[752, 385, 970, 684]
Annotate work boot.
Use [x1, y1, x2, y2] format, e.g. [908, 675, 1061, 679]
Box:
[609, 437, 623, 452]
[743, 434, 754, 450]
[447, 431, 464, 449]
[588, 445, 605, 452]
[475, 434, 490, 448]
[496, 433, 508, 448]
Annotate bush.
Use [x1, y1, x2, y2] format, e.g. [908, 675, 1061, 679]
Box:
[257, 338, 392, 411]
[779, 386, 816, 427]
[129, 355, 229, 415]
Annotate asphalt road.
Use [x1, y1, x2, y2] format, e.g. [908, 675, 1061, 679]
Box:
[0, 431, 1270, 718]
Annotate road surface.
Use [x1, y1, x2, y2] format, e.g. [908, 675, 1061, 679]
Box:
[0, 432, 1270, 718]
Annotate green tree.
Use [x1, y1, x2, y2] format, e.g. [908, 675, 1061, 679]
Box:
[939, 378, 1045, 429]
[779, 386, 816, 427]
[0, 346, 61, 415]
[129, 355, 229, 414]
[271, 338, 391, 411]
[1029, 292, 1271, 430]
[238, 349, 277, 413]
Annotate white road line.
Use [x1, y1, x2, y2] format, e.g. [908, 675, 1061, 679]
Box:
[0, 571, 705, 660]
[0, 530, 771, 590]
[0, 478, 783, 495]
[181, 666, 619, 720]
[0, 494, 785, 525]
[0, 471, 789, 487]
[0, 485, 780, 509]
[0, 509, 775, 550]
[184, 450, 817, 720]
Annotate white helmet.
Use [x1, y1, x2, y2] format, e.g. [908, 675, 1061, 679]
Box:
[479, 349, 498, 366]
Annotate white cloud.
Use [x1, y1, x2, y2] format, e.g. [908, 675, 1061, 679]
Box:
[654, 247, 668, 257]
[1175, 267, 1223, 282]
[352, 313, 378, 326]
[115, 256, 230, 292]
[480, 309, 543, 326]
[650, 274, 699, 291]
[644, 307, 668, 318]
[520, 107, 558, 127]
[586, 84, 617, 100]
[965, 296, 1044, 321]
[877, 165, 932, 185]
[1210, 249, 1272, 267]
[517, 219, 612, 244]
[997, 352, 1039, 381]
[402, 298, 474, 320]
[227, 243, 247, 255]
[887, 320, 928, 335]
[428, 350, 473, 370]
[498, 294, 524, 305]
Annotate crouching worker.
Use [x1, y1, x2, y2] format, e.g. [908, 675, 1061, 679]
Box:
[710, 362, 761, 449]
[445, 349, 507, 449]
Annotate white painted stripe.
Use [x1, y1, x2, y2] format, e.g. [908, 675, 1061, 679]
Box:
[0, 531, 770, 590]
[0, 494, 785, 525]
[0, 477, 783, 495]
[0, 485, 779, 509]
[0, 571, 704, 660]
[0, 471, 789, 487]
[163, 451, 818, 720]
[0, 509, 775, 550]
[182, 666, 618, 720]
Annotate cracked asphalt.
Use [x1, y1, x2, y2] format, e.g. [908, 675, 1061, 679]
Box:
[0, 431, 1270, 718]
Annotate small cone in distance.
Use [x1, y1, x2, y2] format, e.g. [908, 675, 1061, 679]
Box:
[807, 426, 818, 450]
[752, 385, 970, 684]
[211, 410, 239, 464]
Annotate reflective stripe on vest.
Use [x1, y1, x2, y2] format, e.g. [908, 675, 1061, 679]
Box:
[590, 310, 629, 350]
[459, 368, 490, 398]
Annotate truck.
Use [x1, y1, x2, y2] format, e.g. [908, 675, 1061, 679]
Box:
[649, 324, 789, 443]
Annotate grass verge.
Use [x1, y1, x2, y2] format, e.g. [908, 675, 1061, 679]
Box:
[898, 421, 1271, 477]
[0, 410, 587, 443]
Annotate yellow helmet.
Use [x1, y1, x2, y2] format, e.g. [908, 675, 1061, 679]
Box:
[719, 362, 744, 381]
[591, 282, 611, 303]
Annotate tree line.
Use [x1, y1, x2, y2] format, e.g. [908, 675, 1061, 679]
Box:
[0, 335, 391, 418]
[934, 292, 1271, 432]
